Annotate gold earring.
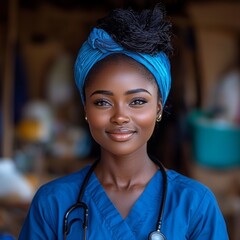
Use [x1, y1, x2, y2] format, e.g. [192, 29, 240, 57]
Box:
[156, 114, 162, 122]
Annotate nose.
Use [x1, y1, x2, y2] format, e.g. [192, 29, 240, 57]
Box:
[110, 105, 130, 125]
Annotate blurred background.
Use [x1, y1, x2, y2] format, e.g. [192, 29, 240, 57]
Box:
[0, 0, 240, 239]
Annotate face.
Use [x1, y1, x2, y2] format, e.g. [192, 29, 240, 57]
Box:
[84, 57, 162, 157]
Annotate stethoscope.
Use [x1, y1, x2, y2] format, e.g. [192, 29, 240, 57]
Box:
[63, 157, 167, 240]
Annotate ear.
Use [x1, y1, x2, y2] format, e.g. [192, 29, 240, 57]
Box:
[156, 101, 163, 115]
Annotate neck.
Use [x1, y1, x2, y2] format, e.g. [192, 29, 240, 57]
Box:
[95, 149, 158, 190]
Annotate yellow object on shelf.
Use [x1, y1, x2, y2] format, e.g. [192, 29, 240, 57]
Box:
[16, 119, 44, 142]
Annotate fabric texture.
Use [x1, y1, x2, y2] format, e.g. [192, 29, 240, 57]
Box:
[19, 165, 229, 240]
[74, 28, 171, 105]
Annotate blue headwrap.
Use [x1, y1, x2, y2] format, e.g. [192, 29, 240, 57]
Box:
[74, 28, 171, 105]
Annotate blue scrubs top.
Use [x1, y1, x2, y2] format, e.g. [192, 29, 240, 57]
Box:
[19, 165, 229, 239]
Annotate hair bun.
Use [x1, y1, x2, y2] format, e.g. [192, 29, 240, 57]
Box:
[96, 3, 173, 56]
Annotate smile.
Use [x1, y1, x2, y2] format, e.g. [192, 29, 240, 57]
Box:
[106, 129, 136, 142]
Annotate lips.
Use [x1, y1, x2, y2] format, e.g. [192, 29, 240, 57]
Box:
[106, 128, 136, 142]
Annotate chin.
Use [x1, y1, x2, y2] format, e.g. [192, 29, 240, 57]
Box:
[102, 142, 147, 157]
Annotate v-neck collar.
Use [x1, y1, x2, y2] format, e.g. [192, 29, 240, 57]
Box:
[85, 169, 162, 240]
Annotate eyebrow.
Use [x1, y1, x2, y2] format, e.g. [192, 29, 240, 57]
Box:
[125, 88, 152, 96]
[90, 90, 113, 97]
[90, 88, 152, 97]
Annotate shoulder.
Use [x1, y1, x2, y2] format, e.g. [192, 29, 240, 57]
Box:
[165, 171, 228, 236]
[165, 170, 229, 239]
[19, 165, 92, 238]
[165, 170, 221, 221]
[34, 165, 91, 204]
[167, 170, 214, 200]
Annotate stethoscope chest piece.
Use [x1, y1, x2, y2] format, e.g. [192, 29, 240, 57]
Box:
[148, 230, 166, 240]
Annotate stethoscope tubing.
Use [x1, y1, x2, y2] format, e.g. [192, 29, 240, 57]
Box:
[151, 156, 168, 232]
[63, 157, 167, 240]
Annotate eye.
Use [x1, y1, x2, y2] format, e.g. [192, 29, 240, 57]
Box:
[93, 99, 112, 107]
[130, 98, 148, 106]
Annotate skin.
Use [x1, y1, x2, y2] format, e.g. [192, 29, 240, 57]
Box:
[84, 57, 162, 219]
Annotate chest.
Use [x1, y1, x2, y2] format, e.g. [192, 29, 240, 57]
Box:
[104, 186, 145, 218]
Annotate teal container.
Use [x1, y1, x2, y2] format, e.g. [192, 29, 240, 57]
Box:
[188, 110, 240, 168]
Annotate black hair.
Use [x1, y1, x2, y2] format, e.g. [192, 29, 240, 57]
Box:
[96, 3, 173, 56]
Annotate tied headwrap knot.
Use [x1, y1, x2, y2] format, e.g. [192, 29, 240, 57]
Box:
[89, 28, 123, 53]
[75, 27, 171, 105]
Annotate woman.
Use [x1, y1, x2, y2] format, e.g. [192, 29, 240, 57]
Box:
[19, 4, 229, 240]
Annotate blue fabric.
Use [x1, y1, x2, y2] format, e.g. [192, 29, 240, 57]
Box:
[0, 234, 15, 240]
[19, 165, 229, 239]
[74, 28, 171, 105]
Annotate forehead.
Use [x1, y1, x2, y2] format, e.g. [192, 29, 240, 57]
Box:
[85, 54, 158, 91]
[86, 59, 157, 93]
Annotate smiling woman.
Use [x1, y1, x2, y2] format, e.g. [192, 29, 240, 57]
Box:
[19, 3, 229, 240]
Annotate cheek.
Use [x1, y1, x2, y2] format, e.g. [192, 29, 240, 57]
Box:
[87, 113, 105, 128]
[85, 110, 108, 139]
[134, 108, 157, 131]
